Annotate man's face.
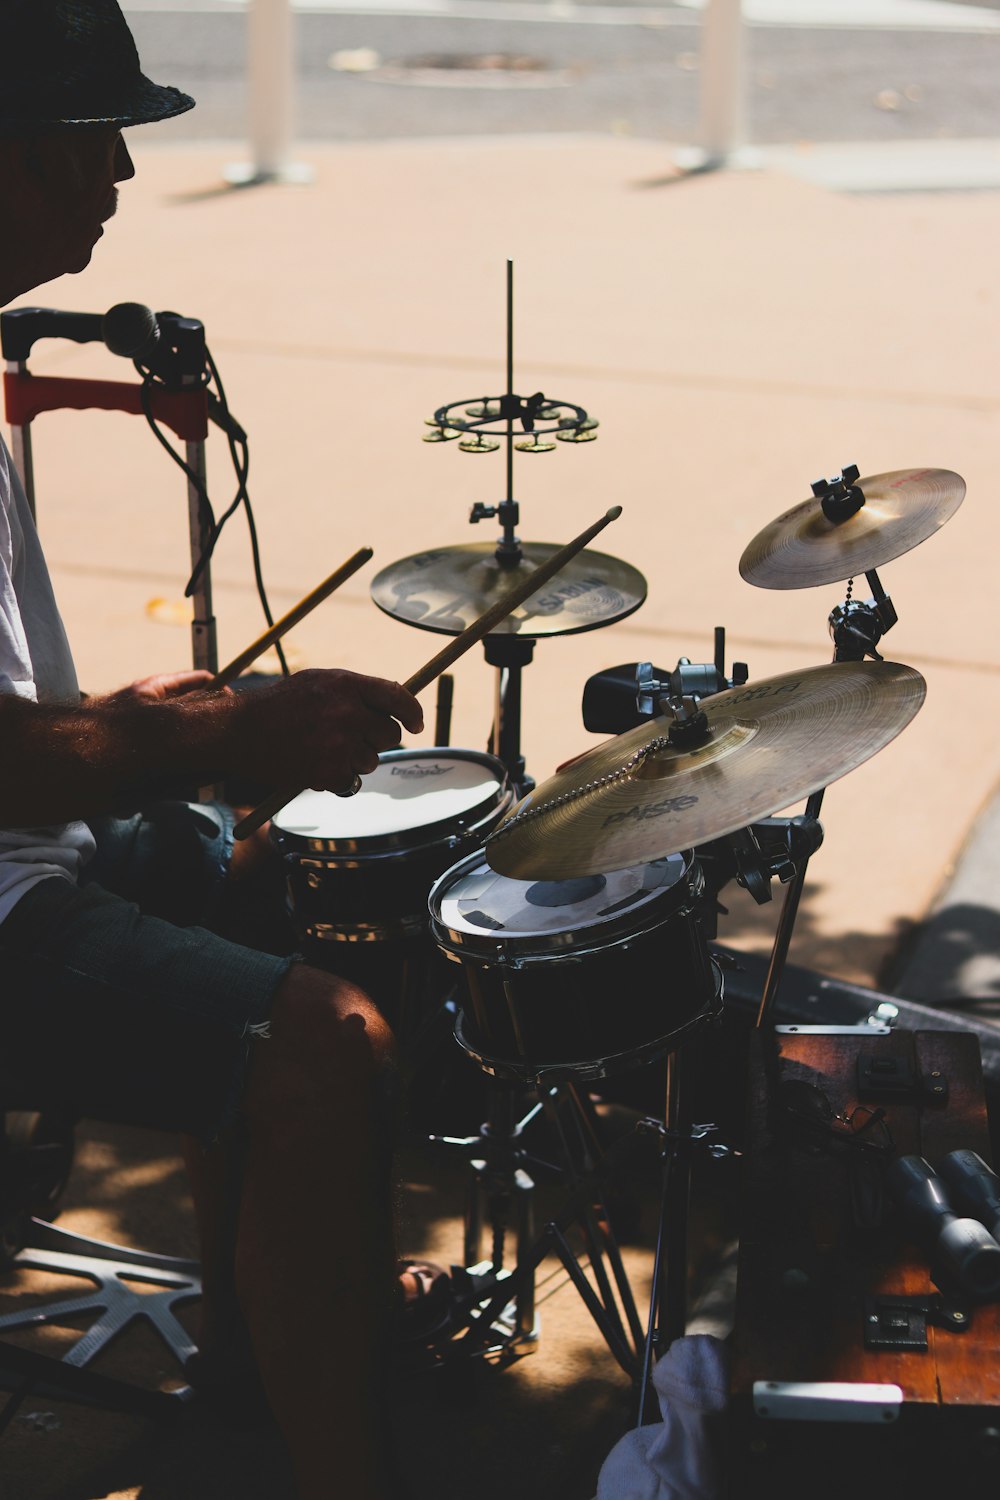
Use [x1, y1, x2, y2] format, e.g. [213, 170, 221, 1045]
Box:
[0, 126, 135, 304]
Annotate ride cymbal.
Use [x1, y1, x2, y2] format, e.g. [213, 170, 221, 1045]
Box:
[485, 660, 925, 880]
[371, 542, 647, 638]
[739, 468, 965, 590]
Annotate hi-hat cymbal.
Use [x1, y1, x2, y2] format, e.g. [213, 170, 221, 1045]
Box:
[485, 660, 925, 880]
[370, 542, 647, 638]
[739, 468, 965, 590]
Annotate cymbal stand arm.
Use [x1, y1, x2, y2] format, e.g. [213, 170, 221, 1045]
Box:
[755, 786, 825, 1029]
[757, 569, 905, 1027]
[756, 574, 895, 1026]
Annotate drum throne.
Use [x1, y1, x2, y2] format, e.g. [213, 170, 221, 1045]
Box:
[0, 1107, 200, 1424]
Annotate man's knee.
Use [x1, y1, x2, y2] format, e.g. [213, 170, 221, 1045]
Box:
[245, 963, 397, 1123]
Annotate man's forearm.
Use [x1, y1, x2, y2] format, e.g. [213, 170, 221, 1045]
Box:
[0, 690, 238, 826]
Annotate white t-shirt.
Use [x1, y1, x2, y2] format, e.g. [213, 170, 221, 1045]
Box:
[0, 433, 96, 923]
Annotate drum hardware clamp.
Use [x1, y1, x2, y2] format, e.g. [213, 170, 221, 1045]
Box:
[729, 817, 825, 908]
[635, 1117, 742, 1163]
[582, 627, 747, 737]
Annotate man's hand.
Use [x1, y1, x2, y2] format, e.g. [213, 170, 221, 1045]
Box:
[229, 669, 424, 795]
[0, 666, 424, 827]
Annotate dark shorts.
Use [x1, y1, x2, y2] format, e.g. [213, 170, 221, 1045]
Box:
[0, 802, 295, 1143]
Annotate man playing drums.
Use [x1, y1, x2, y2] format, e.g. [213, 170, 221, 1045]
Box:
[0, 4, 424, 1495]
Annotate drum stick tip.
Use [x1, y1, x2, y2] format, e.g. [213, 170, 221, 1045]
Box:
[606, 506, 623, 521]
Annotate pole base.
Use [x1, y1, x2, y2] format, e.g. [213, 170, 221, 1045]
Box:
[671, 144, 763, 175]
[223, 161, 315, 188]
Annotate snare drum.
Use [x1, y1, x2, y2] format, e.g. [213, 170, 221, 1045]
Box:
[271, 748, 514, 944]
[428, 849, 721, 1082]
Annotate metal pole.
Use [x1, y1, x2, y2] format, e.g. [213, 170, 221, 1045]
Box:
[225, 0, 313, 187]
[6, 363, 36, 522]
[700, 0, 745, 160]
[677, 0, 755, 173]
[184, 439, 217, 676]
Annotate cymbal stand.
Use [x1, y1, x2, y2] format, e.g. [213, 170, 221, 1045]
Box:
[485, 633, 534, 790]
[631, 1042, 742, 1424]
[755, 478, 899, 1030]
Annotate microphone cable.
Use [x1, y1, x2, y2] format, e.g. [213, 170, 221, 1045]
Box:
[132, 333, 290, 677]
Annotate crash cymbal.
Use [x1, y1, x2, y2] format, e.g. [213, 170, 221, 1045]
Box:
[370, 542, 647, 638]
[739, 468, 965, 590]
[485, 660, 925, 880]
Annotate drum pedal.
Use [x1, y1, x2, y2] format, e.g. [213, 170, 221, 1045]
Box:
[459, 1262, 540, 1354]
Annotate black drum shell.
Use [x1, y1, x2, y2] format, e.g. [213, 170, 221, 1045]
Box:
[273, 749, 513, 943]
[430, 850, 717, 1076]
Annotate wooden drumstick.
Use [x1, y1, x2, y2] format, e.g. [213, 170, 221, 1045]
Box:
[233, 506, 622, 840]
[209, 546, 373, 689]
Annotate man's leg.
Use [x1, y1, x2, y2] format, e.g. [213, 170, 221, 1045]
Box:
[237, 962, 398, 1500]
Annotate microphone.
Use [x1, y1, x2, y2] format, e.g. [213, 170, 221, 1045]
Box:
[103, 300, 160, 362]
[102, 303, 207, 389]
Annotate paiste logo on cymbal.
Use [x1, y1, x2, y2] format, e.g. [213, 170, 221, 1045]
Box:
[603, 795, 699, 829]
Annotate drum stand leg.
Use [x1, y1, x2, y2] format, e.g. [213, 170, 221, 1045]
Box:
[636, 1042, 696, 1425]
[432, 1084, 550, 1352]
[439, 1081, 648, 1377]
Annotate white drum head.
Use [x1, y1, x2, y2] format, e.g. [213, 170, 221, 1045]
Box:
[274, 753, 504, 841]
[435, 851, 689, 943]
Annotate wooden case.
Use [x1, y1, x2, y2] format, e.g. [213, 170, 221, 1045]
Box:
[730, 1028, 1000, 1496]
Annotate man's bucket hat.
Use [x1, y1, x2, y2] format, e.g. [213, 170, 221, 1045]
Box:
[0, 0, 195, 130]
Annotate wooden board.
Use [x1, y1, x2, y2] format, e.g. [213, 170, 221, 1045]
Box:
[731, 1029, 1000, 1406]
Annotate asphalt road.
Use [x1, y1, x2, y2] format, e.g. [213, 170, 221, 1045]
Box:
[123, 3, 1000, 146]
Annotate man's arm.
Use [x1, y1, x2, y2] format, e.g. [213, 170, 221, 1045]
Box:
[0, 668, 423, 827]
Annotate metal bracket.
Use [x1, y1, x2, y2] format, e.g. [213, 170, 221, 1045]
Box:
[775, 1024, 892, 1036]
[857, 1051, 950, 1107]
[864, 1293, 971, 1352]
[753, 1378, 902, 1423]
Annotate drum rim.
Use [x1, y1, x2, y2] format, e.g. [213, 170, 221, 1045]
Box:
[428, 847, 702, 960]
[271, 747, 512, 855]
[452, 959, 724, 1084]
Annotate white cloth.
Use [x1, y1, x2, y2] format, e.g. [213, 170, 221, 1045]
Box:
[0, 434, 95, 923]
[594, 1335, 728, 1500]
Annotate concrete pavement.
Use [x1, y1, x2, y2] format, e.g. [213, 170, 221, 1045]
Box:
[3, 133, 1000, 1497]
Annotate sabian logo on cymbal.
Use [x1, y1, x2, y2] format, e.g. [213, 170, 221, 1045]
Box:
[535, 576, 605, 610]
[603, 795, 698, 827]
[391, 765, 451, 778]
